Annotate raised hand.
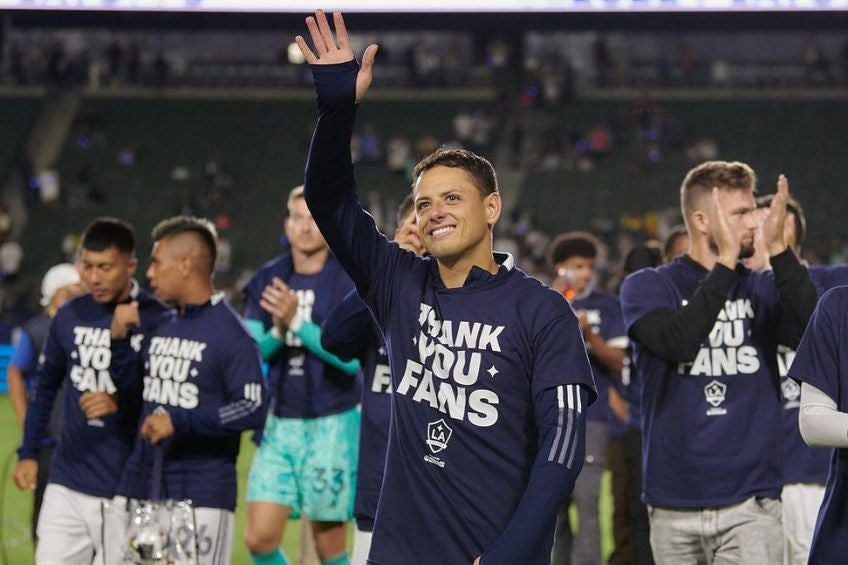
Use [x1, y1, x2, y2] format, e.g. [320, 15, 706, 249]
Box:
[111, 301, 140, 340]
[295, 10, 379, 103]
[763, 174, 790, 256]
[260, 277, 300, 334]
[710, 187, 742, 269]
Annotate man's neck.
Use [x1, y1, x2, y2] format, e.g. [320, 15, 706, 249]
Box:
[292, 247, 329, 275]
[437, 251, 499, 289]
[688, 237, 723, 271]
[177, 281, 214, 313]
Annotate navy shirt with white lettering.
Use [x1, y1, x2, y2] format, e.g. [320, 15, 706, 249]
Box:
[787, 286, 848, 564]
[781, 265, 848, 485]
[572, 290, 627, 424]
[244, 254, 358, 419]
[321, 290, 389, 532]
[18, 286, 169, 498]
[304, 61, 596, 565]
[621, 256, 784, 507]
[115, 295, 266, 510]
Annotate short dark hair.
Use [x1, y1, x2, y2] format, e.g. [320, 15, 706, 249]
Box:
[413, 148, 498, 198]
[624, 242, 663, 275]
[663, 224, 689, 263]
[680, 161, 757, 223]
[80, 217, 135, 254]
[151, 215, 218, 273]
[756, 194, 806, 249]
[396, 193, 415, 227]
[547, 231, 600, 269]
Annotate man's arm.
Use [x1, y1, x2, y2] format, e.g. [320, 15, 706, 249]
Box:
[623, 266, 739, 363]
[7, 330, 35, 428]
[763, 176, 817, 348]
[298, 11, 395, 304]
[479, 385, 589, 564]
[799, 381, 848, 448]
[15, 319, 65, 489]
[771, 248, 817, 349]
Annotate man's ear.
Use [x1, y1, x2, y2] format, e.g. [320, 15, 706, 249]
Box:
[690, 210, 710, 237]
[485, 192, 502, 228]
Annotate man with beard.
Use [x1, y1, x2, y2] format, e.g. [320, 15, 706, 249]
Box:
[620, 162, 817, 564]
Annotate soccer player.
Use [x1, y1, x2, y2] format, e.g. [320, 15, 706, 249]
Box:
[243, 186, 361, 565]
[111, 215, 266, 565]
[296, 11, 596, 564]
[547, 231, 627, 565]
[7, 263, 84, 543]
[748, 194, 848, 565]
[620, 162, 817, 564]
[789, 287, 848, 565]
[320, 194, 424, 565]
[13, 218, 169, 565]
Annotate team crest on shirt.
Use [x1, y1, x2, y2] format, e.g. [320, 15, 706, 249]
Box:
[426, 419, 453, 454]
[424, 419, 453, 468]
[704, 380, 727, 416]
[782, 378, 801, 409]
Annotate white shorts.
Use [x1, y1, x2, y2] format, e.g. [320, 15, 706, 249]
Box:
[35, 483, 109, 565]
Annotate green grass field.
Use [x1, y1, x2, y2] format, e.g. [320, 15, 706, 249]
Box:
[0, 394, 613, 564]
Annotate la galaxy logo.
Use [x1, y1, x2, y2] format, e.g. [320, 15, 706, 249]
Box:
[704, 380, 728, 416]
[426, 419, 453, 453]
[782, 378, 801, 409]
[424, 419, 453, 468]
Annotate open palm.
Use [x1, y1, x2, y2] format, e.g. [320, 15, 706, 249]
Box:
[295, 10, 379, 103]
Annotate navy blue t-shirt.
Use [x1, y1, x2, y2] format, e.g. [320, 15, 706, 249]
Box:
[244, 253, 358, 419]
[115, 294, 266, 510]
[303, 61, 597, 565]
[321, 290, 389, 532]
[18, 285, 169, 498]
[571, 290, 627, 425]
[787, 286, 848, 564]
[621, 256, 785, 507]
[781, 265, 848, 485]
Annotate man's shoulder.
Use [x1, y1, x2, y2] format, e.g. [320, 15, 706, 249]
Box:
[208, 296, 255, 342]
[56, 293, 97, 322]
[509, 270, 575, 325]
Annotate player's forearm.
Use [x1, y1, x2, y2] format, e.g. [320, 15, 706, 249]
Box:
[18, 369, 60, 459]
[629, 264, 738, 362]
[169, 394, 267, 437]
[296, 322, 361, 375]
[7, 367, 28, 428]
[481, 385, 587, 564]
[304, 60, 386, 296]
[799, 381, 848, 448]
[244, 318, 284, 361]
[771, 249, 817, 349]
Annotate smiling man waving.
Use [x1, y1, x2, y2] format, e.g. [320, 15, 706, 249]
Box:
[296, 11, 596, 565]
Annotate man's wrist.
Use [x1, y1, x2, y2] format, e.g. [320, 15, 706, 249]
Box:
[768, 242, 788, 256]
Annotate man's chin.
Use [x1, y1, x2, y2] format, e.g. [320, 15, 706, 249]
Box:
[739, 244, 756, 259]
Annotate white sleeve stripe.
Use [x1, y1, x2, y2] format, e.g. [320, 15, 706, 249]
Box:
[567, 385, 575, 410]
[576, 387, 582, 413]
[558, 405, 575, 465]
[548, 386, 566, 462]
